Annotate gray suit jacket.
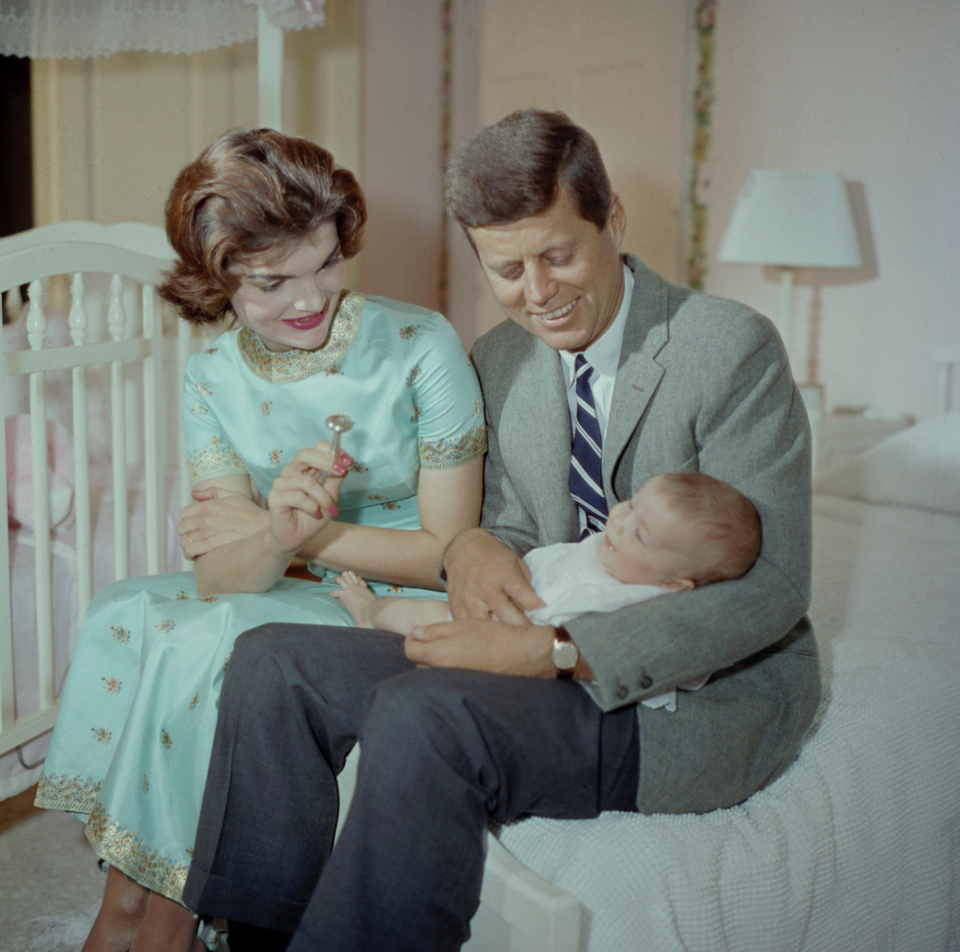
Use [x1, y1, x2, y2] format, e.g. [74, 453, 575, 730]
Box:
[471, 254, 821, 815]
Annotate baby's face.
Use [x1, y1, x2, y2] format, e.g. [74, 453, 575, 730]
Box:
[595, 478, 696, 588]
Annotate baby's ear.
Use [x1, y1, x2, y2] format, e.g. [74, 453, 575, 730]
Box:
[660, 577, 695, 592]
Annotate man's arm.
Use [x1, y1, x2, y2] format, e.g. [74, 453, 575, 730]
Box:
[568, 299, 811, 709]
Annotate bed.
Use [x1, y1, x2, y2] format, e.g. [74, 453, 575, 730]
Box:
[4, 220, 959, 951]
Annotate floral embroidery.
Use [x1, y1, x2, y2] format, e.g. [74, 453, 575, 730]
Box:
[350, 461, 369, 474]
[367, 494, 385, 501]
[419, 424, 487, 470]
[189, 693, 199, 710]
[405, 365, 422, 389]
[156, 620, 176, 632]
[92, 727, 112, 745]
[206, 347, 218, 355]
[111, 626, 130, 644]
[209, 434, 221, 445]
[199, 596, 219, 604]
[474, 398, 481, 417]
[409, 404, 421, 424]
[86, 803, 191, 903]
[261, 400, 273, 416]
[161, 730, 172, 751]
[222, 654, 231, 673]
[187, 441, 248, 485]
[269, 450, 284, 466]
[102, 677, 122, 694]
[197, 381, 213, 396]
[34, 772, 102, 812]
[325, 364, 342, 377]
[175, 591, 189, 601]
[143, 775, 149, 793]
[399, 325, 419, 340]
[387, 584, 403, 595]
[189, 403, 208, 415]
[236, 292, 363, 382]
[381, 501, 399, 511]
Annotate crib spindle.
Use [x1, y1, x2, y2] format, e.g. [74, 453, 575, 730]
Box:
[142, 285, 164, 576]
[26, 279, 57, 710]
[0, 305, 14, 735]
[177, 319, 193, 571]
[108, 274, 130, 581]
[69, 272, 93, 619]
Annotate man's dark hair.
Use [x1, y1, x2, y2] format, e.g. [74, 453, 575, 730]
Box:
[444, 109, 612, 233]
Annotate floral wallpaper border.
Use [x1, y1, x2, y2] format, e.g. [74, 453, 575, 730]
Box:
[686, 0, 717, 291]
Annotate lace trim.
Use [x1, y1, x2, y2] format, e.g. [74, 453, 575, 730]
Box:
[86, 802, 191, 905]
[34, 771, 102, 813]
[419, 424, 487, 470]
[187, 442, 249, 485]
[236, 291, 364, 382]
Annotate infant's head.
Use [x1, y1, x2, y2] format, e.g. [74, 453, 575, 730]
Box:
[596, 472, 761, 590]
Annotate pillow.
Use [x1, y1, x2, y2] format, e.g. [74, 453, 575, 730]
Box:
[814, 414, 960, 515]
[5, 415, 75, 530]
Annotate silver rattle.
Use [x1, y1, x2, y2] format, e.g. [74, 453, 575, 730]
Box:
[321, 414, 353, 484]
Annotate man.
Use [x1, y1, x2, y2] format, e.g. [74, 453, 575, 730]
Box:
[183, 109, 820, 952]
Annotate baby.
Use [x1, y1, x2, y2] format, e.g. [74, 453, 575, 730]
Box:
[334, 471, 761, 648]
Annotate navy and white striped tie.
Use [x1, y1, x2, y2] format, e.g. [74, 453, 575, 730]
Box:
[569, 355, 608, 539]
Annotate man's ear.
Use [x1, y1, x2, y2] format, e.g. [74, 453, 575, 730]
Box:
[609, 194, 627, 249]
[659, 577, 696, 592]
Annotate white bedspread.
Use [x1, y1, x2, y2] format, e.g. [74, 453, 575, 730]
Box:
[496, 496, 960, 952]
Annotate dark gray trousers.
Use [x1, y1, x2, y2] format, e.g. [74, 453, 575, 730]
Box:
[183, 624, 639, 952]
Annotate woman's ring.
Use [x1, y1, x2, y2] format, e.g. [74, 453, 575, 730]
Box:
[186, 535, 193, 544]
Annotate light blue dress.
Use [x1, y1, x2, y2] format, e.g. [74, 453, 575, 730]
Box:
[35, 292, 486, 905]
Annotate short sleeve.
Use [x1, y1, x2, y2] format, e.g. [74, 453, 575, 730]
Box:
[182, 353, 250, 486]
[409, 316, 487, 471]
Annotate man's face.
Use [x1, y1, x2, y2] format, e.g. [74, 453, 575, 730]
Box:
[469, 189, 627, 352]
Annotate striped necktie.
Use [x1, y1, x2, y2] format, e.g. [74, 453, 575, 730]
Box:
[569, 354, 608, 539]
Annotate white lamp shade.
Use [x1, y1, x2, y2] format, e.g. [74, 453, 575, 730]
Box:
[718, 170, 861, 269]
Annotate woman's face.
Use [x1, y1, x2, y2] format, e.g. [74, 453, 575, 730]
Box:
[229, 222, 346, 353]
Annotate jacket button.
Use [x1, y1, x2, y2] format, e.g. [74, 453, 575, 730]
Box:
[639, 675, 653, 690]
[616, 685, 629, 700]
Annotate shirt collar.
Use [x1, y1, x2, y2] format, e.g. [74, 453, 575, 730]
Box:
[560, 262, 633, 385]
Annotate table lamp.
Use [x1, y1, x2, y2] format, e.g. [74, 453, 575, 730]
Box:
[717, 169, 861, 373]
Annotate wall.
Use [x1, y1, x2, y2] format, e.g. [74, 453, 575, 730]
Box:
[703, 0, 960, 419]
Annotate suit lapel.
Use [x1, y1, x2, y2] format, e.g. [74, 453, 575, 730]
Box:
[604, 256, 668, 494]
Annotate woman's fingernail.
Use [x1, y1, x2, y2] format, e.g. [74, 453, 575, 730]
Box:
[328, 505, 338, 517]
[340, 453, 353, 465]
[332, 463, 346, 474]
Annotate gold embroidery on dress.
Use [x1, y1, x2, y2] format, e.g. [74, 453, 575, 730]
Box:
[236, 291, 364, 382]
[187, 441, 248, 485]
[399, 325, 419, 340]
[34, 772, 103, 812]
[92, 727, 112, 745]
[419, 424, 488, 470]
[111, 626, 131, 643]
[86, 803, 191, 903]
[102, 677, 122, 694]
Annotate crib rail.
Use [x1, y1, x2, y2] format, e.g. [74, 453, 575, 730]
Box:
[0, 222, 180, 760]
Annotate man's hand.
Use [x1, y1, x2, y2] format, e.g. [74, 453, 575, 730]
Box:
[443, 529, 545, 625]
[178, 488, 269, 560]
[405, 618, 558, 677]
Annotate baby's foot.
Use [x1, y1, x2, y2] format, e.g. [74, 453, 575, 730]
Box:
[331, 571, 380, 627]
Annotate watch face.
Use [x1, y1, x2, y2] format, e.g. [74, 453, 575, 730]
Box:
[552, 638, 579, 671]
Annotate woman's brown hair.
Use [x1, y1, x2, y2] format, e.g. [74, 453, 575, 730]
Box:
[158, 128, 366, 325]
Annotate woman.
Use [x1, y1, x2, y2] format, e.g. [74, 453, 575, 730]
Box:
[35, 129, 485, 952]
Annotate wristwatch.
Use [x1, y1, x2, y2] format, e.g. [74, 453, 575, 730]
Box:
[552, 626, 579, 679]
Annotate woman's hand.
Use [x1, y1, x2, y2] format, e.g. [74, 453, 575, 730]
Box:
[178, 485, 269, 560]
[266, 442, 351, 555]
[443, 528, 545, 625]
